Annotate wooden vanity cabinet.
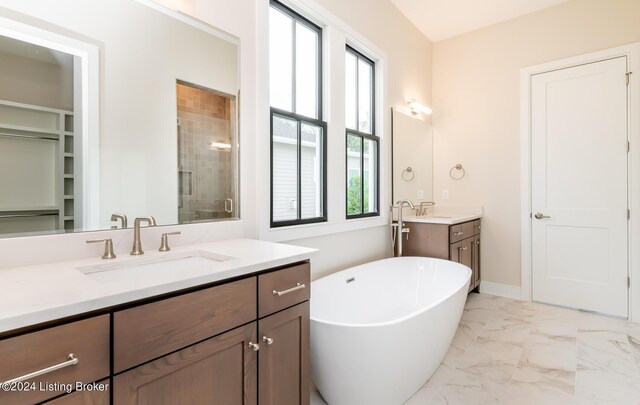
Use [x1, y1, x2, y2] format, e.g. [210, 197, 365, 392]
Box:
[404, 219, 481, 292]
[0, 260, 311, 405]
[113, 261, 311, 405]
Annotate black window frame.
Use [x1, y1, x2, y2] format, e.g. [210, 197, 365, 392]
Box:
[345, 45, 379, 219]
[269, 0, 327, 228]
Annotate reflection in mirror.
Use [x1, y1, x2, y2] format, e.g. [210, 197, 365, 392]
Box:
[392, 108, 433, 204]
[0, 0, 240, 238]
[176, 81, 238, 223]
[0, 36, 79, 235]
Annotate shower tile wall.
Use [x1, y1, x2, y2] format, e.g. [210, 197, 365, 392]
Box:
[177, 83, 233, 222]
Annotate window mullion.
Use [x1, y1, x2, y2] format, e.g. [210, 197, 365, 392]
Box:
[360, 135, 364, 215]
[291, 18, 296, 114]
[297, 120, 302, 220]
[355, 53, 359, 133]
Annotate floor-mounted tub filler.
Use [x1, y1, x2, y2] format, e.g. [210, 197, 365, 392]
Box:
[310, 257, 471, 405]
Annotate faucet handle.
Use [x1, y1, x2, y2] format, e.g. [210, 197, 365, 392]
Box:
[159, 232, 181, 252]
[86, 238, 116, 260]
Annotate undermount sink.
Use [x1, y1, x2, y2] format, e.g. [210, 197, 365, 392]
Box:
[76, 250, 236, 284]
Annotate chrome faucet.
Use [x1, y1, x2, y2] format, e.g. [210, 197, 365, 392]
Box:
[131, 216, 157, 255]
[111, 213, 128, 229]
[395, 200, 415, 257]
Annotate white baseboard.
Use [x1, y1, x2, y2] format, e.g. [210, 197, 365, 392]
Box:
[479, 281, 523, 300]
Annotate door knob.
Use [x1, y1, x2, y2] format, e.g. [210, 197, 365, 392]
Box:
[534, 213, 551, 219]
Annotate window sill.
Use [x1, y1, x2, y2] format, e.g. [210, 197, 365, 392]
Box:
[261, 214, 386, 242]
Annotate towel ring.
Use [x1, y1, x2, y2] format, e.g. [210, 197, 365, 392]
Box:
[449, 164, 465, 180]
[401, 167, 414, 182]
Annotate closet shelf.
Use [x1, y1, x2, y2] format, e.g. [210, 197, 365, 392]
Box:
[0, 99, 72, 115]
[0, 207, 60, 219]
[0, 123, 61, 137]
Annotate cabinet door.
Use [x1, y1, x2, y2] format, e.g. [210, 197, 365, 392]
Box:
[259, 302, 309, 405]
[450, 238, 473, 290]
[472, 235, 481, 290]
[114, 323, 257, 405]
[450, 238, 472, 268]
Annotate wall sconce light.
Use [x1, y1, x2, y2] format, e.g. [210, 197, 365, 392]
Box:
[409, 100, 432, 115]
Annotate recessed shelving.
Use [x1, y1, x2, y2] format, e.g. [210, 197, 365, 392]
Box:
[0, 99, 75, 232]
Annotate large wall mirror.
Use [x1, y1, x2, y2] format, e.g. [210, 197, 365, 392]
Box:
[0, 0, 240, 238]
[392, 108, 433, 204]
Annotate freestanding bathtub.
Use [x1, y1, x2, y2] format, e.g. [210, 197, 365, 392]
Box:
[310, 257, 471, 405]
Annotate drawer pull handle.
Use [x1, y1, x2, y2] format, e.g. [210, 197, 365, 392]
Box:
[1, 353, 78, 385]
[262, 336, 274, 345]
[273, 283, 306, 297]
[248, 342, 260, 352]
[453, 231, 464, 236]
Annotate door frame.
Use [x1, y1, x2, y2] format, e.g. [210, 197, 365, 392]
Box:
[520, 43, 640, 322]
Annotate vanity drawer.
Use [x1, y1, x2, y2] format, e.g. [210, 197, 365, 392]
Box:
[259, 263, 310, 318]
[449, 221, 474, 244]
[114, 277, 256, 373]
[473, 219, 482, 235]
[0, 315, 110, 405]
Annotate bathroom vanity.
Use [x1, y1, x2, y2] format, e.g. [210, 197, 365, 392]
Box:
[402, 215, 482, 292]
[0, 239, 313, 405]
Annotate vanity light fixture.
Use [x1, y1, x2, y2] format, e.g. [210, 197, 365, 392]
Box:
[209, 142, 232, 149]
[409, 100, 432, 115]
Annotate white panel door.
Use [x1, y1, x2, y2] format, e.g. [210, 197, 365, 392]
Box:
[531, 56, 628, 317]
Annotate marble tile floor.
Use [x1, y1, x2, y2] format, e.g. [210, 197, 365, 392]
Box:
[311, 293, 640, 405]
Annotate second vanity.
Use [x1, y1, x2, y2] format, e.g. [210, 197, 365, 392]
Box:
[401, 210, 482, 292]
[0, 239, 315, 405]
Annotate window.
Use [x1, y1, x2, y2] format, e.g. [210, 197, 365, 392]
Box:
[346, 46, 378, 218]
[270, 0, 327, 227]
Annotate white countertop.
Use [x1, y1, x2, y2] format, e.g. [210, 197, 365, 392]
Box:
[401, 213, 482, 225]
[0, 238, 316, 334]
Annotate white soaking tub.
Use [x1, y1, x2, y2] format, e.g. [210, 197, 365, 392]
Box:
[310, 257, 471, 405]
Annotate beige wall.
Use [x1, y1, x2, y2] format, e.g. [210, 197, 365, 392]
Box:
[432, 0, 640, 287]
[315, 0, 433, 110]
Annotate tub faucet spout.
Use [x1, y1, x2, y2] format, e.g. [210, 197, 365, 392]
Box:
[395, 200, 414, 257]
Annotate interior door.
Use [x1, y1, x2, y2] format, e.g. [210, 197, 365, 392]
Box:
[531, 56, 629, 317]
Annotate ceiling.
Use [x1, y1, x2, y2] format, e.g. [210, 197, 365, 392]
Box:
[390, 0, 570, 42]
